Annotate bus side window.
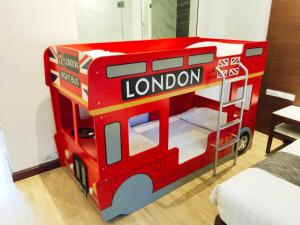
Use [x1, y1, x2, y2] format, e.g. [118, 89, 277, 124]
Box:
[235, 85, 253, 110]
[128, 112, 160, 156]
[58, 93, 74, 138]
[105, 122, 122, 165]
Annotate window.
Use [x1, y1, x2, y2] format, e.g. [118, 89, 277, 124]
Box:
[58, 93, 74, 137]
[152, 57, 183, 71]
[188, 53, 214, 65]
[195, 83, 231, 102]
[235, 85, 253, 110]
[77, 105, 97, 161]
[168, 95, 210, 164]
[77, 105, 95, 139]
[128, 112, 159, 156]
[246, 47, 263, 57]
[105, 122, 122, 165]
[106, 62, 146, 78]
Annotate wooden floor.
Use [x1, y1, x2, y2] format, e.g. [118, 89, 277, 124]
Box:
[0, 131, 282, 225]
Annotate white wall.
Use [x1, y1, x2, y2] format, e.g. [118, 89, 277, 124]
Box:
[74, 0, 123, 42]
[197, 0, 228, 38]
[226, 0, 272, 41]
[0, 0, 78, 172]
[0, 128, 10, 171]
[73, 0, 151, 43]
[197, 0, 272, 41]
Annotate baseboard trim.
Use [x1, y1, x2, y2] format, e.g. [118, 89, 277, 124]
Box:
[12, 159, 61, 182]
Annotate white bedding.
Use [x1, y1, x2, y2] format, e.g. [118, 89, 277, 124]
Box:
[186, 41, 244, 57]
[84, 49, 124, 59]
[84, 41, 243, 59]
[131, 116, 211, 164]
[128, 130, 157, 156]
[179, 107, 227, 131]
[210, 139, 300, 225]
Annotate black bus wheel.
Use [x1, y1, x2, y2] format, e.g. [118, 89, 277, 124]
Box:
[235, 132, 250, 155]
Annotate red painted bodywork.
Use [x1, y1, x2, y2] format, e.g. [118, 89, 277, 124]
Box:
[44, 37, 268, 218]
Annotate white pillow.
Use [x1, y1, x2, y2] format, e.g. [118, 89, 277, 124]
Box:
[179, 107, 227, 131]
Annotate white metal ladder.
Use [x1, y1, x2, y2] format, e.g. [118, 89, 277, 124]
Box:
[213, 62, 249, 176]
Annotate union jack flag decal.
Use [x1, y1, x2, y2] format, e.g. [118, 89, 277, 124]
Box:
[229, 68, 239, 76]
[217, 69, 227, 78]
[49, 47, 58, 64]
[79, 52, 92, 76]
[230, 57, 240, 65]
[51, 69, 60, 86]
[81, 83, 88, 102]
[218, 58, 229, 67]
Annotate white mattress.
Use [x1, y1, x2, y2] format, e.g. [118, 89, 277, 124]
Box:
[128, 130, 156, 156]
[210, 139, 300, 225]
[178, 107, 227, 131]
[186, 41, 244, 57]
[131, 116, 210, 164]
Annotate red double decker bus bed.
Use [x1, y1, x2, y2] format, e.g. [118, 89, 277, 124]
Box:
[44, 37, 268, 221]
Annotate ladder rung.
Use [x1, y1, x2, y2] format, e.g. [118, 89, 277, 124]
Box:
[217, 138, 239, 151]
[230, 133, 238, 138]
[225, 75, 247, 83]
[220, 119, 241, 130]
[222, 98, 244, 107]
[209, 133, 238, 147]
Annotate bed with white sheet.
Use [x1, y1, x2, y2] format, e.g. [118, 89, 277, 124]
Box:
[129, 107, 227, 164]
[210, 138, 300, 225]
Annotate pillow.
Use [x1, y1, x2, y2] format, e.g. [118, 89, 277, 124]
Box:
[178, 107, 227, 131]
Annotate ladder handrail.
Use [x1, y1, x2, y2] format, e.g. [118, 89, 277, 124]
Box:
[214, 67, 226, 176]
[213, 63, 249, 176]
[235, 62, 249, 164]
[215, 66, 226, 166]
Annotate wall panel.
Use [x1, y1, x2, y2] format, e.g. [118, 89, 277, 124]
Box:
[257, 0, 300, 133]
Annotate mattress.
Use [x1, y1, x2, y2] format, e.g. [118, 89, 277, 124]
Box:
[128, 129, 157, 156]
[131, 116, 211, 164]
[178, 107, 228, 131]
[186, 41, 244, 57]
[84, 41, 243, 59]
[210, 139, 300, 225]
[84, 49, 124, 59]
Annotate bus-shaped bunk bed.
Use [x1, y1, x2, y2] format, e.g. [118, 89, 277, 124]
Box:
[44, 37, 268, 221]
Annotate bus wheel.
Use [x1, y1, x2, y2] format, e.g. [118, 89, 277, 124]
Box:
[112, 174, 153, 216]
[235, 132, 250, 155]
